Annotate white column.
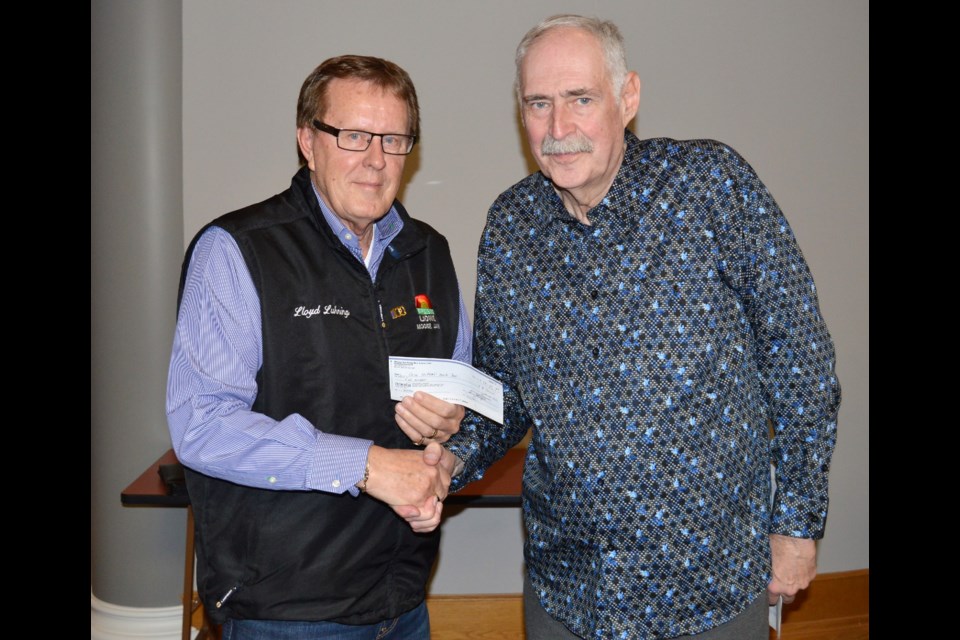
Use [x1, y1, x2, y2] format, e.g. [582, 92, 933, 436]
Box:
[92, 0, 186, 607]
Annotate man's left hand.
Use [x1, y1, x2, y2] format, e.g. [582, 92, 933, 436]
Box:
[395, 391, 465, 445]
[767, 534, 817, 604]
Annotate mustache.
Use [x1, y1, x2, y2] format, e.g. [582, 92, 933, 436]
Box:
[541, 132, 594, 155]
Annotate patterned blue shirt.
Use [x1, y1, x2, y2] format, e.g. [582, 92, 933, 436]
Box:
[447, 131, 840, 639]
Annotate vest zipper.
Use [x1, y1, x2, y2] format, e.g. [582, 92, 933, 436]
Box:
[215, 585, 240, 609]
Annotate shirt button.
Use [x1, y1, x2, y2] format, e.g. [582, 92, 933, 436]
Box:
[332, 479, 341, 488]
[267, 476, 277, 484]
[344, 233, 353, 240]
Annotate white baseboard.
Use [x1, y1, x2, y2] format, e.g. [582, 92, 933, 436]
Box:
[91, 591, 197, 640]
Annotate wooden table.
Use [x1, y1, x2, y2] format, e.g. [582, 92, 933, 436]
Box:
[121, 447, 525, 640]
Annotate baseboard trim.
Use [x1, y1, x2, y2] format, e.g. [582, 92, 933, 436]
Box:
[426, 569, 869, 640]
[778, 569, 869, 639]
[781, 569, 869, 622]
[427, 593, 524, 639]
[91, 591, 196, 640]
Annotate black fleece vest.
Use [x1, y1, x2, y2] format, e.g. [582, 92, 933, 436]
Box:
[179, 167, 459, 624]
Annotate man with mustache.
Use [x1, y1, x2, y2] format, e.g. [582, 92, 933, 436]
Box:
[444, 14, 841, 639]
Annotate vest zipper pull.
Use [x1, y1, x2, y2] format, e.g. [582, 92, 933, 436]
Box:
[215, 585, 239, 608]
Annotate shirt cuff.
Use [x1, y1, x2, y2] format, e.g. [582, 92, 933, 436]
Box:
[308, 433, 373, 496]
[448, 448, 466, 477]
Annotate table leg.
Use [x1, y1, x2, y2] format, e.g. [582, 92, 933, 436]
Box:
[182, 505, 195, 640]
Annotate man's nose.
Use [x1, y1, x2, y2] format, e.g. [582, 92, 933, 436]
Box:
[363, 135, 387, 168]
[549, 106, 574, 140]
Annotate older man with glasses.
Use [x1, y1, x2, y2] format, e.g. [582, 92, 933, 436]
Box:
[166, 55, 472, 639]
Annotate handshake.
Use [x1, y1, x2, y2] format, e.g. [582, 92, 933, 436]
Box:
[362, 391, 466, 533]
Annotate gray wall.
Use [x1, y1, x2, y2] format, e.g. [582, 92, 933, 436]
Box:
[92, 0, 868, 607]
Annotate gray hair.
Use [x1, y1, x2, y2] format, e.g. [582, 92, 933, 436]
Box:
[514, 14, 628, 106]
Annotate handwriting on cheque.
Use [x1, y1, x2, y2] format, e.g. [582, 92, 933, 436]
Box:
[388, 357, 504, 424]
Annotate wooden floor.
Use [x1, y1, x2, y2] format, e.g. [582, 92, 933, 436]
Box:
[192, 569, 868, 639]
[193, 616, 868, 640]
[426, 569, 868, 639]
[424, 590, 869, 639]
[772, 616, 869, 640]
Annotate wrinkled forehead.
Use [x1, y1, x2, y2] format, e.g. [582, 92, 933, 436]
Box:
[520, 28, 610, 95]
[322, 78, 409, 125]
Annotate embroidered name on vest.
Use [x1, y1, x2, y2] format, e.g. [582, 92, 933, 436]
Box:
[293, 304, 351, 319]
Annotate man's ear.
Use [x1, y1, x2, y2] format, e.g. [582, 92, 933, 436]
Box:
[297, 126, 316, 170]
[620, 72, 641, 126]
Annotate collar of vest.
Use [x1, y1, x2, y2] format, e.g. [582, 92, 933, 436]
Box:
[291, 166, 428, 264]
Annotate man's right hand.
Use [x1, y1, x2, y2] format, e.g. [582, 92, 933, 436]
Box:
[363, 444, 451, 532]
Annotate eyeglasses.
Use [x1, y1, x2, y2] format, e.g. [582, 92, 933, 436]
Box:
[313, 120, 417, 156]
